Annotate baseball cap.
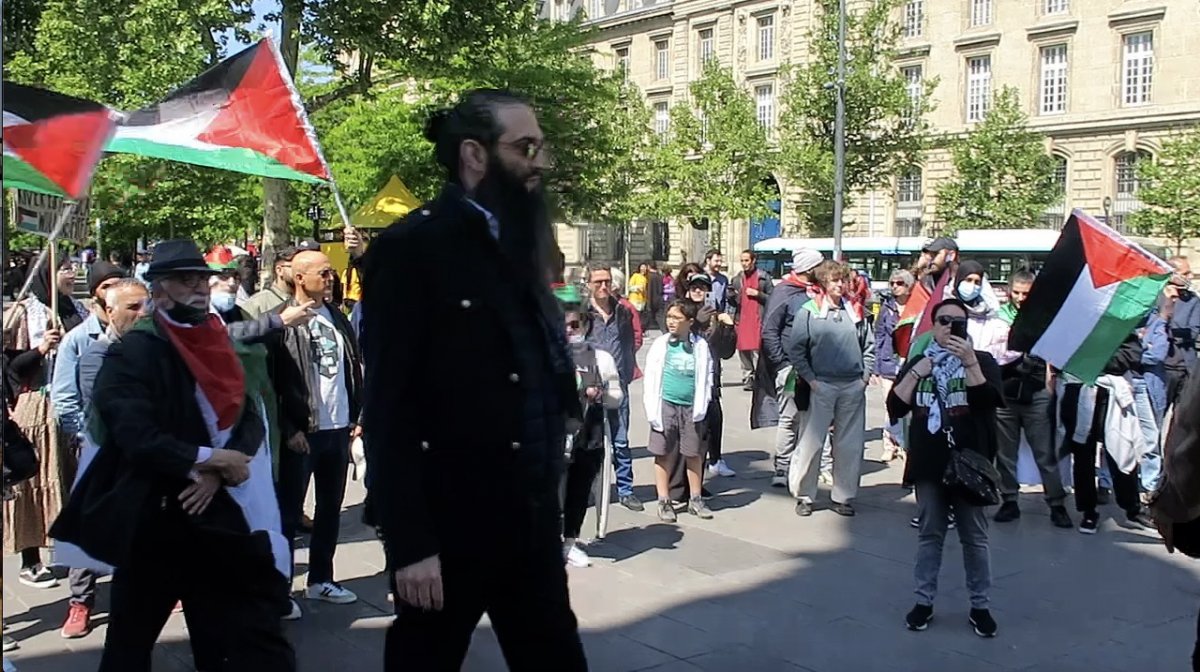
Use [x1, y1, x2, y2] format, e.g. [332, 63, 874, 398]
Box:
[687, 274, 713, 289]
[275, 239, 322, 264]
[922, 237, 958, 253]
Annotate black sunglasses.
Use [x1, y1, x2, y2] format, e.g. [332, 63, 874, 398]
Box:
[566, 320, 582, 329]
[935, 315, 967, 326]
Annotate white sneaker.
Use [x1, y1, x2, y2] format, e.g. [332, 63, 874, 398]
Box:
[565, 544, 592, 568]
[305, 582, 357, 605]
[282, 598, 302, 621]
[708, 459, 736, 477]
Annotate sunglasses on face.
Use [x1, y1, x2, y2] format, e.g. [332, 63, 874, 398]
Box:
[936, 315, 967, 327]
[308, 268, 335, 280]
[890, 280, 908, 287]
[499, 138, 546, 160]
[566, 320, 581, 329]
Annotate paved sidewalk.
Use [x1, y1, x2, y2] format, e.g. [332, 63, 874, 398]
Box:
[6, 368, 1199, 671]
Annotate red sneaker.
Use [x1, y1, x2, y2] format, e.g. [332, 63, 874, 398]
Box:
[173, 601, 183, 613]
[60, 603, 92, 639]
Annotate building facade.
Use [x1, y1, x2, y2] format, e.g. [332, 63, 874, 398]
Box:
[546, 0, 1200, 269]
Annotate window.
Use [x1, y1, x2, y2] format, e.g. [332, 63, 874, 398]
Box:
[897, 169, 922, 204]
[590, 0, 603, 19]
[902, 65, 923, 122]
[755, 84, 775, 130]
[698, 28, 715, 65]
[615, 47, 630, 80]
[966, 55, 992, 122]
[757, 15, 775, 61]
[1041, 155, 1069, 228]
[654, 101, 670, 138]
[1039, 44, 1068, 115]
[1112, 150, 1151, 232]
[1045, 0, 1068, 14]
[970, 0, 992, 27]
[655, 40, 670, 80]
[698, 110, 709, 145]
[1122, 32, 1153, 106]
[903, 1, 923, 38]
[895, 168, 923, 236]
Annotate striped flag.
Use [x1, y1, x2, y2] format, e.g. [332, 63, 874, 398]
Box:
[1010, 209, 1171, 383]
[106, 38, 330, 183]
[893, 281, 930, 356]
[3, 82, 117, 199]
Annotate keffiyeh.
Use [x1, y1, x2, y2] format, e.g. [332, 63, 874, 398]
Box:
[924, 341, 965, 434]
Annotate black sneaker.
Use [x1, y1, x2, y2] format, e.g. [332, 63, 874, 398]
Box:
[905, 604, 933, 631]
[18, 564, 58, 589]
[969, 608, 998, 638]
[1097, 487, 1112, 504]
[1079, 511, 1099, 535]
[688, 497, 713, 519]
[619, 495, 644, 512]
[1049, 505, 1073, 529]
[795, 500, 814, 517]
[831, 502, 855, 517]
[993, 501, 1020, 522]
[657, 499, 677, 523]
[770, 470, 788, 488]
[1126, 508, 1155, 530]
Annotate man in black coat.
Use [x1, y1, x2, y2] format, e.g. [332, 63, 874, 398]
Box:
[361, 89, 588, 670]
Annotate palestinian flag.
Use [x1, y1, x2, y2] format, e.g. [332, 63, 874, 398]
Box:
[1010, 209, 1171, 383]
[3, 82, 117, 198]
[892, 281, 930, 356]
[106, 38, 330, 183]
[906, 269, 953, 359]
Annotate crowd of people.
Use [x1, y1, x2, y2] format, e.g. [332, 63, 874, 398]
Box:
[2, 88, 1200, 671]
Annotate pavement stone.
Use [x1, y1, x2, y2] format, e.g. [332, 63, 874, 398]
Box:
[5, 350, 1200, 671]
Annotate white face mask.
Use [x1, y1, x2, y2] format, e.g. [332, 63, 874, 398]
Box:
[957, 281, 981, 302]
[210, 291, 237, 313]
[567, 333, 585, 345]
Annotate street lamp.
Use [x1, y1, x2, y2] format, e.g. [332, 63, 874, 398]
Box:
[307, 189, 326, 241]
[832, 0, 848, 261]
[1102, 196, 1112, 227]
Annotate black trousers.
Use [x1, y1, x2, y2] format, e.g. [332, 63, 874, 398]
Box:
[275, 442, 307, 586]
[99, 509, 294, 672]
[1065, 385, 1140, 515]
[384, 508, 587, 671]
[705, 398, 724, 465]
[562, 447, 604, 540]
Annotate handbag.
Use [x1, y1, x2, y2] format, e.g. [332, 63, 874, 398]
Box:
[936, 387, 1001, 506]
[2, 415, 39, 487]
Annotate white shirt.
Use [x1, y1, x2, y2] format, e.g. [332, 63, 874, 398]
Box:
[310, 306, 350, 430]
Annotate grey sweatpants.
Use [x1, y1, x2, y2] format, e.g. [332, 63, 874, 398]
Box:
[788, 378, 866, 504]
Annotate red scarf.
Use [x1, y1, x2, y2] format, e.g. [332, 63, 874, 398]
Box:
[156, 312, 245, 431]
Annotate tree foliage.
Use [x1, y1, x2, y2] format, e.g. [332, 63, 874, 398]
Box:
[778, 0, 932, 234]
[934, 87, 1059, 234]
[644, 62, 773, 246]
[1130, 130, 1200, 254]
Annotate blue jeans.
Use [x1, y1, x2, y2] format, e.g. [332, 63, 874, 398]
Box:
[914, 482, 992, 610]
[606, 386, 633, 497]
[1131, 377, 1162, 492]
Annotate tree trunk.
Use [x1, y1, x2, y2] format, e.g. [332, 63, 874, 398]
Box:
[259, 0, 303, 288]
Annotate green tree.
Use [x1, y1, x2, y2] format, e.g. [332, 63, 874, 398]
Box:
[647, 62, 773, 248]
[778, 0, 933, 234]
[1130, 130, 1200, 254]
[934, 86, 1059, 234]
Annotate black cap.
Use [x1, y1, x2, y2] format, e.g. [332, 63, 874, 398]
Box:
[145, 240, 219, 280]
[922, 237, 958, 253]
[687, 274, 713, 289]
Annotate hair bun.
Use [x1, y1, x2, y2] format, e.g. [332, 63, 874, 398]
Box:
[424, 108, 451, 143]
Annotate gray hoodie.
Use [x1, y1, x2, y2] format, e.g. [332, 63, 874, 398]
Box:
[786, 296, 875, 383]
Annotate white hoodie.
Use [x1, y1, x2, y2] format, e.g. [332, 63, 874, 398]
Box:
[643, 332, 713, 431]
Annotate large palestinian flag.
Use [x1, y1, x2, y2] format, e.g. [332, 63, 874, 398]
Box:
[3, 82, 117, 198]
[1010, 209, 1171, 383]
[106, 38, 330, 183]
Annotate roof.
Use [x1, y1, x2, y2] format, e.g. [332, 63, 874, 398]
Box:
[335, 175, 422, 230]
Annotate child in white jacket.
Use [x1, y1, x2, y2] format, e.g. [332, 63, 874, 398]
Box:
[644, 300, 714, 522]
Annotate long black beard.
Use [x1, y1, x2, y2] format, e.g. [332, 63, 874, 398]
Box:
[473, 158, 554, 286]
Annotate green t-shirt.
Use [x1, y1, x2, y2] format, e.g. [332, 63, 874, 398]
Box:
[662, 339, 696, 406]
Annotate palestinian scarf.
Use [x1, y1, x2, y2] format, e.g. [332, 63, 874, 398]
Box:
[155, 311, 245, 432]
[924, 341, 965, 434]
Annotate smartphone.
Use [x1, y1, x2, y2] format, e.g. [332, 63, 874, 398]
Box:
[950, 319, 968, 340]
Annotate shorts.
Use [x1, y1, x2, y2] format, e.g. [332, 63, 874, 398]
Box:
[648, 401, 703, 458]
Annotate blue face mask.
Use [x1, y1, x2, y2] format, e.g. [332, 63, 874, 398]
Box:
[957, 281, 981, 302]
[210, 291, 237, 313]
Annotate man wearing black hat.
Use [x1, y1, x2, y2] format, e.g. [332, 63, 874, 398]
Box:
[51, 239, 295, 671]
[916, 237, 959, 296]
[49, 260, 129, 638]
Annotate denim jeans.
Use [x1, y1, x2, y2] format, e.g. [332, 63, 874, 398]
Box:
[606, 387, 633, 498]
[913, 482, 992, 610]
[1131, 376, 1163, 492]
[304, 428, 351, 586]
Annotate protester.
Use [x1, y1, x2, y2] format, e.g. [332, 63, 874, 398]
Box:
[685, 275, 738, 479]
[873, 269, 914, 462]
[1134, 295, 1172, 494]
[661, 265, 676, 309]
[1166, 257, 1198, 409]
[644, 299, 714, 522]
[786, 260, 875, 517]
[704, 249, 729, 313]
[888, 298, 1002, 638]
[586, 263, 642, 512]
[951, 261, 1009, 361]
[50, 239, 295, 671]
[992, 268, 1072, 528]
[208, 257, 314, 344]
[362, 89, 587, 670]
[757, 249, 823, 486]
[629, 262, 650, 315]
[729, 249, 772, 391]
[915, 237, 959, 295]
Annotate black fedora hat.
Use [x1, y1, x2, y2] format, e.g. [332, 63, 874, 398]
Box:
[144, 239, 220, 280]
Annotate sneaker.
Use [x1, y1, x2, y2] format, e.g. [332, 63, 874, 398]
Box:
[708, 459, 736, 478]
[1079, 511, 1100, 535]
[565, 544, 592, 568]
[3, 635, 17, 652]
[19, 564, 58, 589]
[796, 501, 814, 517]
[688, 497, 713, 520]
[770, 470, 788, 488]
[657, 499, 677, 523]
[306, 582, 357, 605]
[905, 604, 934, 631]
[60, 603, 92, 639]
[969, 608, 998, 638]
[1126, 509, 1155, 530]
[880, 446, 897, 462]
[172, 601, 183, 613]
[993, 501, 1020, 523]
[831, 502, 855, 517]
[1097, 487, 1112, 505]
[619, 495, 645, 512]
[948, 512, 956, 530]
[282, 598, 302, 621]
[1049, 505, 1073, 529]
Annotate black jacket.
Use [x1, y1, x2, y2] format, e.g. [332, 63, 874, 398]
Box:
[361, 184, 578, 571]
[50, 325, 271, 569]
[272, 302, 363, 438]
